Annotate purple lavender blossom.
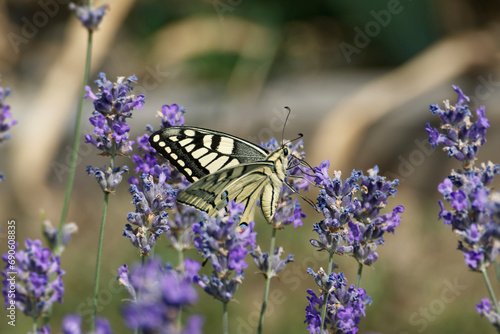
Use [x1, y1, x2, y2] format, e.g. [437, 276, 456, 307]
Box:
[192, 201, 256, 303]
[0, 86, 15, 146]
[126, 103, 192, 255]
[165, 206, 199, 256]
[0, 85, 16, 181]
[42, 220, 78, 252]
[84, 73, 143, 157]
[157, 104, 186, 128]
[87, 165, 129, 193]
[312, 162, 403, 265]
[123, 166, 176, 255]
[131, 104, 187, 179]
[476, 298, 500, 330]
[251, 246, 294, 279]
[69, 3, 108, 31]
[426, 85, 490, 165]
[428, 86, 500, 330]
[117, 258, 203, 333]
[437, 163, 500, 270]
[62, 314, 113, 334]
[305, 268, 371, 334]
[85, 73, 143, 191]
[1, 239, 64, 319]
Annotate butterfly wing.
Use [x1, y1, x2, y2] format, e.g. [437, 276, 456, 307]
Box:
[177, 162, 283, 222]
[149, 126, 269, 183]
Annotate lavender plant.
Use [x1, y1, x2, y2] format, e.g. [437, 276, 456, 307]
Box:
[117, 257, 203, 334]
[191, 201, 256, 334]
[56, 1, 108, 255]
[1, 239, 65, 333]
[126, 103, 195, 263]
[427, 85, 500, 330]
[0, 85, 17, 182]
[306, 161, 403, 333]
[84, 72, 144, 329]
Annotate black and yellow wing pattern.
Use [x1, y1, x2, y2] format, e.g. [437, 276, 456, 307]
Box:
[149, 126, 290, 222]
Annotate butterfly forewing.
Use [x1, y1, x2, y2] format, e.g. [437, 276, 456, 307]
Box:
[149, 126, 268, 183]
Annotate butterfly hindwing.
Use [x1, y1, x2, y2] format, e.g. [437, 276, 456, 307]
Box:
[176, 162, 281, 222]
[149, 126, 269, 182]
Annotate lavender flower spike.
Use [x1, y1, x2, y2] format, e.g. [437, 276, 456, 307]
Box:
[426, 85, 490, 166]
[305, 268, 371, 334]
[0, 85, 17, 181]
[192, 201, 256, 303]
[117, 258, 203, 333]
[2, 239, 64, 319]
[69, 3, 109, 31]
[251, 246, 294, 279]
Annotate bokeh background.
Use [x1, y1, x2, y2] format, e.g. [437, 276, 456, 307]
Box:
[2, 0, 500, 333]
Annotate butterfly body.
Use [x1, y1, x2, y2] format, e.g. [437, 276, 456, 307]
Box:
[149, 126, 290, 222]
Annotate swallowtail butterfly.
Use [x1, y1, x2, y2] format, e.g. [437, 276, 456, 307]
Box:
[149, 111, 307, 223]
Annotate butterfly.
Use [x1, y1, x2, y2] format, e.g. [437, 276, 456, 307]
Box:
[149, 109, 312, 223]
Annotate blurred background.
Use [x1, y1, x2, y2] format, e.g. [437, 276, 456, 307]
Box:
[2, 0, 500, 333]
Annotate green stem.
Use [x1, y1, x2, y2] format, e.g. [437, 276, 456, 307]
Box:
[222, 302, 228, 334]
[481, 263, 500, 314]
[56, 28, 94, 255]
[320, 251, 334, 330]
[90, 190, 110, 331]
[32, 318, 37, 334]
[494, 261, 500, 287]
[257, 226, 277, 334]
[356, 263, 363, 289]
[177, 246, 184, 269]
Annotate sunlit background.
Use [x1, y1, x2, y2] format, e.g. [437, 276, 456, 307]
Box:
[2, 0, 500, 333]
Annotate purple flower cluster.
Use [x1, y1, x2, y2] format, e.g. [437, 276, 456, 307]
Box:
[305, 268, 371, 334]
[117, 258, 203, 333]
[0, 86, 15, 146]
[428, 86, 500, 328]
[426, 85, 490, 165]
[476, 298, 500, 330]
[123, 166, 176, 255]
[251, 246, 294, 279]
[85, 73, 144, 191]
[126, 103, 191, 255]
[62, 314, 113, 334]
[87, 165, 129, 193]
[42, 220, 78, 252]
[192, 202, 256, 303]
[312, 161, 403, 265]
[1, 239, 64, 319]
[69, 3, 108, 31]
[259, 138, 312, 227]
[0, 86, 16, 181]
[85, 73, 144, 157]
[132, 104, 187, 177]
[437, 163, 500, 270]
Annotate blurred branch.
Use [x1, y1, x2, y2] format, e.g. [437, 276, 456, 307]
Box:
[11, 0, 136, 210]
[0, 0, 16, 68]
[150, 15, 276, 67]
[150, 15, 280, 126]
[309, 28, 500, 171]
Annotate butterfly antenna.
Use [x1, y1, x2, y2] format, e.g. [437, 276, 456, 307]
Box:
[282, 106, 292, 144]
